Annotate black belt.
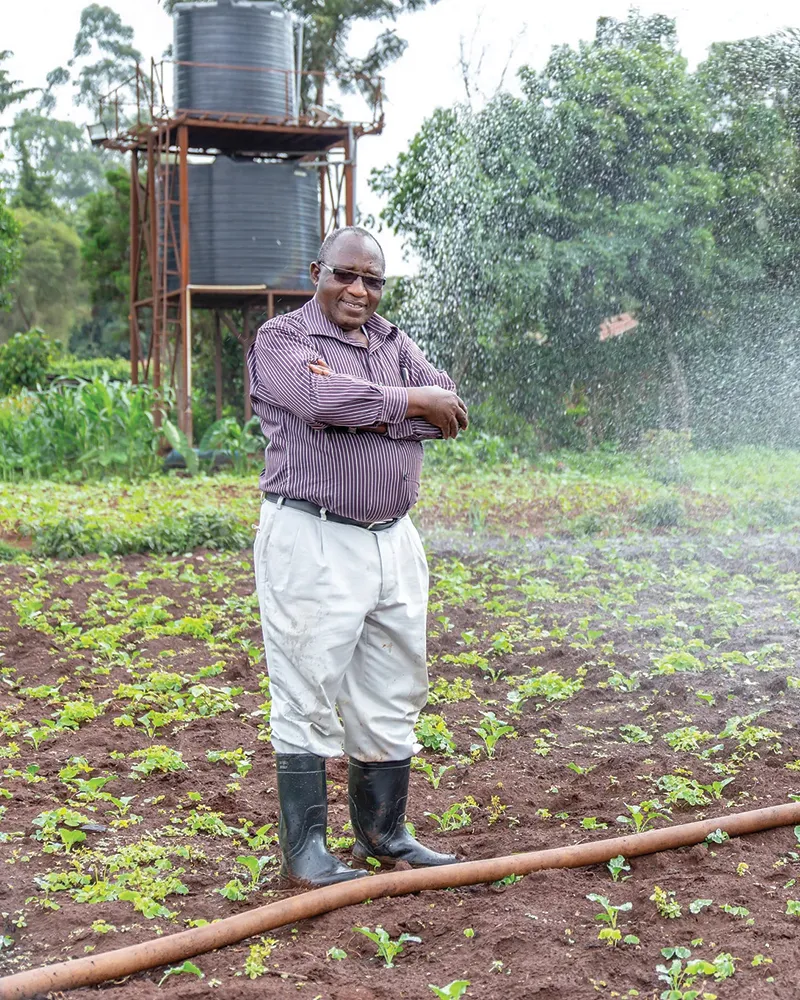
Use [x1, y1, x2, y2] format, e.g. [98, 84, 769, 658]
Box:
[263, 493, 401, 532]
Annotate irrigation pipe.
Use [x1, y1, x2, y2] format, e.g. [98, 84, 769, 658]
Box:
[2, 800, 799, 999]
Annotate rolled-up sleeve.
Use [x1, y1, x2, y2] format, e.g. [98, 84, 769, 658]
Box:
[248, 319, 408, 428]
[383, 330, 457, 440]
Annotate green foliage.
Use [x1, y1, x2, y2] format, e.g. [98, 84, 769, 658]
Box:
[415, 713, 456, 754]
[9, 111, 105, 210]
[77, 166, 130, 356]
[470, 711, 516, 758]
[607, 855, 631, 882]
[0, 329, 54, 394]
[0, 208, 87, 344]
[0, 171, 21, 312]
[129, 746, 187, 777]
[354, 925, 421, 968]
[635, 492, 686, 529]
[651, 885, 682, 919]
[425, 797, 477, 832]
[429, 982, 470, 999]
[158, 960, 203, 986]
[48, 355, 130, 382]
[243, 938, 280, 978]
[375, 12, 800, 448]
[0, 377, 163, 481]
[586, 893, 636, 946]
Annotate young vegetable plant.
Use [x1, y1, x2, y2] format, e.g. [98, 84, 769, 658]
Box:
[607, 855, 631, 882]
[158, 960, 204, 986]
[617, 800, 672, 833]
[471, 712, 517, 758]
[411, 757, 455, 789]
[235, 854, 274, 890]
[651, 886, 682, 919]
[429, 982, 470, 999]
[425, 797, 477, 832]
[354, 925, 421, 968]
[586, 894, 638, 946]
[656, 947, 717, 1000]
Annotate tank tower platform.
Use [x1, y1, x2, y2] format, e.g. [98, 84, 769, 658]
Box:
[90, 0, 384, 442]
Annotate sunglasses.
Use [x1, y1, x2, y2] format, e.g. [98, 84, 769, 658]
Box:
[317, 261, 386, 292]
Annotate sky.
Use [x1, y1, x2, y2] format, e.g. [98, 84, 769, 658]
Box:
[2, 0, 799, 273]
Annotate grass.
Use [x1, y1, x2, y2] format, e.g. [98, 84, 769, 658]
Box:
[2, 443, 800, 558]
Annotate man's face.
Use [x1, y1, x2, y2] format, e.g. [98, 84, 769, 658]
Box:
[310, 233, 384, 332]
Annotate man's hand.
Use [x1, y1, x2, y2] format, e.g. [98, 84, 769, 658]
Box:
[308, 358, 331, 376]
[405, 386, 468, 440]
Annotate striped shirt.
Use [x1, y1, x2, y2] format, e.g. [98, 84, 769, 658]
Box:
[247, 298, 456, 522]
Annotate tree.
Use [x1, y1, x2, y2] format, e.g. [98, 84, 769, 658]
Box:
[74, 165, 130, 356]
[0, 171, 21, 312]
[374, 12, 800, 445]
[39, 5, 143, 116]
[9, 111, 105, 210]
[11, 142, 56, 215]
[0, 207, 88, 344]
[0, 57, 23, 308]
[158, 0, 440, 106]
[0, 50, 36, 118]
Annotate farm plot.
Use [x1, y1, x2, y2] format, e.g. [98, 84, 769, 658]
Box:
[1, 523, 800, 998]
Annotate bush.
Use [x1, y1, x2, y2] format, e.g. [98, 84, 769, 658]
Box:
[570, 512, 605, 536]
[638, 429, 692, 485]
[32, 509, 251, 559]
[48, 356, 131, 382]
[0, 539, 21, 562]
[635, 492, 685, 529]
[0, 376, 165, 481]
[0, 329, 54, 395]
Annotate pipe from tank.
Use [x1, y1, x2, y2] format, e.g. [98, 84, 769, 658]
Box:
[2, 800, 798, 1000]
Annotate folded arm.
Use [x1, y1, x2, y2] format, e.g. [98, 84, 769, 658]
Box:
[385, 332, 464, 441]
[248, 320, 407, 428]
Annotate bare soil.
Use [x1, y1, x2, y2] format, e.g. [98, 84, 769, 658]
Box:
[1, 532, 799, 999]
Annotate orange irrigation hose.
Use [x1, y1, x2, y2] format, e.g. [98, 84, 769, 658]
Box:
[2, 800, 799, 999]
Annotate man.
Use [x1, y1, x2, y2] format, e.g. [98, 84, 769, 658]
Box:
[248, 226, 468, 888]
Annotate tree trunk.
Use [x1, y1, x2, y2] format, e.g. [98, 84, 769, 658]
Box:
[666, 340, 691, 431]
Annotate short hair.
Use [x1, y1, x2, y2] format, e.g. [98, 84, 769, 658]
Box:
[317, 226, 385, 272]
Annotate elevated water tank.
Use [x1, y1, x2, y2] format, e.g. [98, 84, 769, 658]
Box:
[184, 157, 318, 289]
[174, 0, 295, 118]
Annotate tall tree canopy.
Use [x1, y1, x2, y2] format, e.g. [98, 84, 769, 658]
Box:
[374, 12, 800, 445]
[0, 207, 87, 343]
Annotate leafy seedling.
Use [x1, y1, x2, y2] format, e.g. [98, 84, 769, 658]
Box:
[607, 855, 631, 882]
[354, 925, 421, 967]
[58, 829, 86, 853]
[235, 854, 274, 889]
[586, 893, 638, 946]
[471, 712, 517, 758]
[651, 885, 682, 919]
[656, 947, 717, 1000]
[617, 800, 671, 833]
[158, 960, 204, 987]
[429, 982, 470, 999]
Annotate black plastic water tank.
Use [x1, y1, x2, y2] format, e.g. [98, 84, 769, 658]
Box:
[174, 0, 295, 118]
[185, 157, 318, 289]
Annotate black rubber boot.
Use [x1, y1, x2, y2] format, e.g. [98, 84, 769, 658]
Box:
[276, 754, 367, 888]
[349, 757, 458, 868]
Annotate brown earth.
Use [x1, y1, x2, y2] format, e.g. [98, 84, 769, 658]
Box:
[1, 534, 799, 999]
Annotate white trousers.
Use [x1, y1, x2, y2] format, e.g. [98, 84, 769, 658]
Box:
[253, 499, 429, 761]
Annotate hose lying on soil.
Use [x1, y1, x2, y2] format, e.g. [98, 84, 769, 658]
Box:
[2, 800, 798, 1000]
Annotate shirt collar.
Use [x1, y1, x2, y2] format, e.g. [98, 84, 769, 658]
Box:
[300, 297, 399, 347]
